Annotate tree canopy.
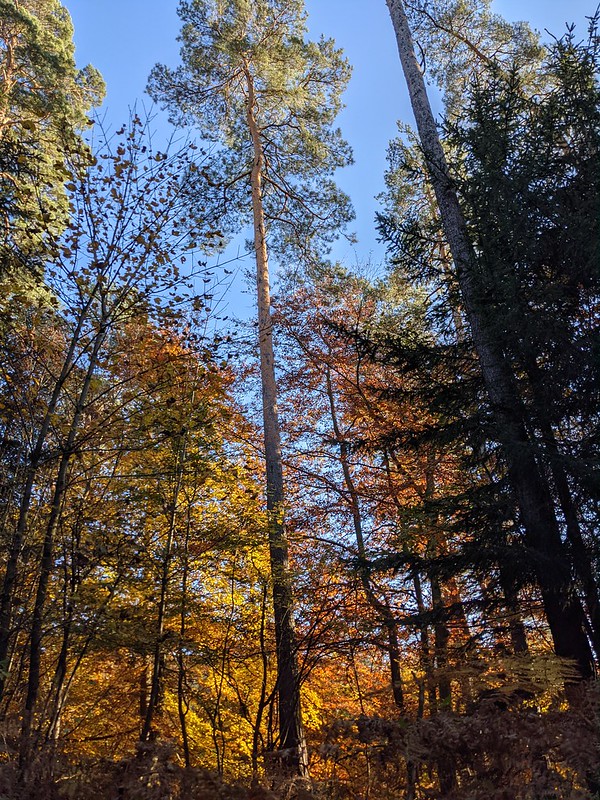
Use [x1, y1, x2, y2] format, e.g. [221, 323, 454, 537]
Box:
[147, 0, 353, 265]
[0, 0, 103, 278]
[0, 2, 598, 799]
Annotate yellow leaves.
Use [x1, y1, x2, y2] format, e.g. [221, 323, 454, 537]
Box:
[472, 652, 579, 711]
[299, 681, 325, 730]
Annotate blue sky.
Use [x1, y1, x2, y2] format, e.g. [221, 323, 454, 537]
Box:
[66, 0, 596, 312]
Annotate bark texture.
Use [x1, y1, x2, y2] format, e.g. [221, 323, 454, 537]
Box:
[245, 64, 309, 777]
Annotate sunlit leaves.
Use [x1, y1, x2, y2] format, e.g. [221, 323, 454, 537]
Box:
[147, 0, 354, 266]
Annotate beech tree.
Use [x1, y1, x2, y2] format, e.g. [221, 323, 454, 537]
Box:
[148, 0, 354, 775]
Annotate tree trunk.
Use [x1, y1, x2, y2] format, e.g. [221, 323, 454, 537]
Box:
[20, 317, 108, 764]
[177, 506, 192, 768]
[325, 365, 405, 710]
[142, 433, 186, 742]
[385, 0, 594, 680]
[498, 566, 529, 656]
[46, 574, 118, 745]
[524, 355, 600, 659]
[244, 63, 308, 777]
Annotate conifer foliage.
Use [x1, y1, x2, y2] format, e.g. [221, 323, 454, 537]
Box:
[0, 0, 103, 276]
[0, 1, 598, 798]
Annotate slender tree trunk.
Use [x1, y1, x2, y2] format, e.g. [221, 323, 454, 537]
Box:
[45, 609, 72, 745]
[141, 433, 186, 742]
[244, 63, 308, 777]
[325, 365, 405, 709]
[430, 573, 457, 793]
[430, 575, 451, 706]
[139, 660, 149, 722]
[46, 577, 119, 744]
[253, 581, 271, 776]
[498, 566, 529, 655]
[20, 317, 108, 763]
[21, 452, 72, 756]
[177, 506, 192, 768]
[385, 0, 594, 680]
[45, 520, 82, 745]
[423, 456, 457, 794]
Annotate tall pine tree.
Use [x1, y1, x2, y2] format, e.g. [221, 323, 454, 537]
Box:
[148, 0, 353, 775]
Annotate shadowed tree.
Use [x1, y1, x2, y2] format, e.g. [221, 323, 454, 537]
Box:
[384, 0, 595, 679]
[0, 0, 103, 278]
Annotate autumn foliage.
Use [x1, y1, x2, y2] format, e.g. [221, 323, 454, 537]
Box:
[0, 1, 598, 799]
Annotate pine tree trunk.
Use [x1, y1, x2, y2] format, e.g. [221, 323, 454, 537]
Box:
[244, 64, 308, 778]
[385, 0, 594, 680]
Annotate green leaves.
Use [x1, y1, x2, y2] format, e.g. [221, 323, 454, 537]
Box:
[148, 0, 354, 268]
[0, 0, 105, 281]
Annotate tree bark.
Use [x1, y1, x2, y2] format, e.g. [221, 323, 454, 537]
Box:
[385, 0, 594, 680]
[244, 63, 308, 777]
[177, 506, 192, 769]
[141, 433, 186, 742]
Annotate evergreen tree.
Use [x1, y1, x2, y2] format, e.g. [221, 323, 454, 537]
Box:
[443, 25, 600, 658]
[148, 0, 353, 775]
[0, 0, 103, 278]
[383, 0, 598, 679]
